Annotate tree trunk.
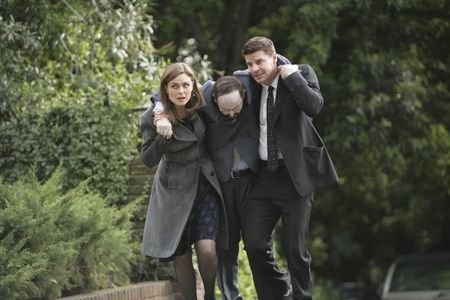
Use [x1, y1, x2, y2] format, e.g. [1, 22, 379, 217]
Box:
[217, 0, 253, 75]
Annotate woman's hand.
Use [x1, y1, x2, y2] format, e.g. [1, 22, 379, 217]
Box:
[154, 113, 173, 140]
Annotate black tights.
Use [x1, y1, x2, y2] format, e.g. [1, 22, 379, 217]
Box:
[174, 239, 217, 300]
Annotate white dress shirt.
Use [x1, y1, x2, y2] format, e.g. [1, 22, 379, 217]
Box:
[258, 75, 283, 161]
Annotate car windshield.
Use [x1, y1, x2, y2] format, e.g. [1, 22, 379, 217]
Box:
[390, 255, 450, 291]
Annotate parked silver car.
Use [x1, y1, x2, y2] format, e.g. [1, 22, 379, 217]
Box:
[381, 253, 450, 300]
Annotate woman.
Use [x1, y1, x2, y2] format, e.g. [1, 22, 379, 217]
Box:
[140, 62, 227, 300]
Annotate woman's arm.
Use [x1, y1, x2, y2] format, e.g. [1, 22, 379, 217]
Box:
[140, 108, 171, 168]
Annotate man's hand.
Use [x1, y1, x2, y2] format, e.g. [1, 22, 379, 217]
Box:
[278, 64, 298, 79]
[155, 117, 173, 140]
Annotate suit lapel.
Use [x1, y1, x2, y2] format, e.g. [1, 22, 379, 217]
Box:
[273, 80, 288, 123]
[172, 114, 204, 142]
[192, 114, 205, 140]
[253, 85, 263, 123]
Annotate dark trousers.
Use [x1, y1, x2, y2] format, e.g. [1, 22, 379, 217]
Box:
[243, 163, 314, 300]
[217, 173, 253, 300]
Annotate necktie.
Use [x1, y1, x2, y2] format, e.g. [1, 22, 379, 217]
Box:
[266, 86, 278, 172]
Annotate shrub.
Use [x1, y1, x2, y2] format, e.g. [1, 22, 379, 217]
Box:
[0, 168, 137, 300]
[0, 103, 136, 204]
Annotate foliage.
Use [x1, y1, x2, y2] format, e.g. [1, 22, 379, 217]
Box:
[247, 0, 346, 69]
[0, 0, 163, 113]
[237, 245, 256, 299]
[0, 0, 160, 205]
[311, 0, 450, 284]
[0, 168, 137, 300]
[313, 278, 341, 300]
[149, 0, 450, 290]
[0, 103, 136, 204]
[151, 0, 223, 73]
[175, 38, 213, 83]
[1, 0, 449, 295]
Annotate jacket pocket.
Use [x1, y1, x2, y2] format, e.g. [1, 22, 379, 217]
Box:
[160, 162, 180, 189]
[303, 145, 327, 175]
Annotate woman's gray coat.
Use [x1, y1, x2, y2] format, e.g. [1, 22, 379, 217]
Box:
[140, 107, 228, 258]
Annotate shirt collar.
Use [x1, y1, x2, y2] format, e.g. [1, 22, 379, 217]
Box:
[262, 75, 280, 93]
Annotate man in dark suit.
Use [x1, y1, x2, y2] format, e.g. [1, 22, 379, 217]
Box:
[154, 75, 291, 300]
[202, 76, 257, 300]
[233, 36, 338, 300]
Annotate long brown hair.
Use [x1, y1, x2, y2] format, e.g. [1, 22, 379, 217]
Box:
[160, 62, 205, 122]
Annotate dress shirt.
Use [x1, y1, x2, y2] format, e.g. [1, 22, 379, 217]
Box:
[258, 75, 283, 161]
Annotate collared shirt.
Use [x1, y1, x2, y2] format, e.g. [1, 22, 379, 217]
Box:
[231, 105, 250, 171]
[258, 75, 283, 161]
[232, 148, 250, 171]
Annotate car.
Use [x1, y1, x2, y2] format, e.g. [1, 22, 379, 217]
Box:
[380, 253, 450, 300]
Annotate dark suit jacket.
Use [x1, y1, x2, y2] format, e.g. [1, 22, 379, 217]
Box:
[234, 65, 338, 196]
[200, 81, 259, 182]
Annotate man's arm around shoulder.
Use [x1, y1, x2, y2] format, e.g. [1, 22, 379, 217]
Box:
[282, 64, 324, 117]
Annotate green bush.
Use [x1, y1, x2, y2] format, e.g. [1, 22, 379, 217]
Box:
[0, 103, 136, 204]
[0, 168, 137, 300]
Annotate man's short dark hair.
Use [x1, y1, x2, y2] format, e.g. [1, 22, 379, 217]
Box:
[213, 76, 245, 102]
[242, 36, 276, 56]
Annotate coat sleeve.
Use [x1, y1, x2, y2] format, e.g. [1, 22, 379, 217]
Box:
[283, 64, 324, 118]
[140, 108, 171, 168]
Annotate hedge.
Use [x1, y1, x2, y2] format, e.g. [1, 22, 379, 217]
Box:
[0, 103, 136, 205]
[0, 168, 137, 300]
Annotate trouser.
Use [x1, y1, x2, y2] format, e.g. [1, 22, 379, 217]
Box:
[243, 163, 314, 300]
[217, 172, 253, 300]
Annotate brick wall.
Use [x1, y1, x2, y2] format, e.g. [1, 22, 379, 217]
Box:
[58, 273, 205, 300]
[57, 281, 183, 300]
